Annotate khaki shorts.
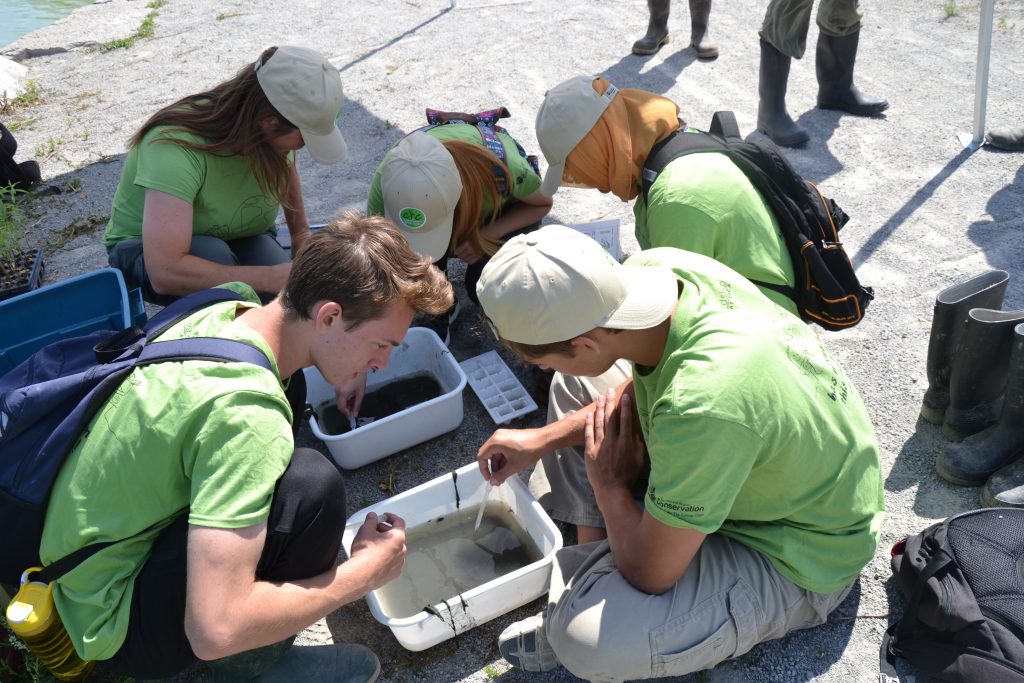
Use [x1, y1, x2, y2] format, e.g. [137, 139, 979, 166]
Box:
[760, 0, 864, 59]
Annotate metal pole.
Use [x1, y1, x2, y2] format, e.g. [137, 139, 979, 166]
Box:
[958, 0, 997, 149]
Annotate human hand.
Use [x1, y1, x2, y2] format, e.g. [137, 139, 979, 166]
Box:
[453, 239, 483, 264]
[336, 372, 368, 420]
[349, 512, 407, 589]
[477, 428, 544, 485]
[584, 389, 645, 494]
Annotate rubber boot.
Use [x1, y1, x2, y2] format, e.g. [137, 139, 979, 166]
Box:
[986, 126, 1024, 151]
[756, 39, 809, 148]
[632, 0, 670, 55]
[920, 270, 1009, 425]
[977, 325, 1024, 505]
[815, 31, 889, 116]
[253, 644, 380, 683]
[943, 308, 1024, 441]
[688, 0, 718, 60]
[204, 637, 294, 682]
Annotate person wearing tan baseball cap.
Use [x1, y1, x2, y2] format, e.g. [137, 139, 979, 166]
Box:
[475, 226, 883, 680]
[366, 112, 552, 345]
[105, 45, 346, 309]
[534, 75, 799, 319]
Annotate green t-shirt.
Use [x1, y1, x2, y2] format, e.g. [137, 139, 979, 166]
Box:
[629, 248, 884, 595]
[366, 125, 541, 222]
[41, 283, 293, 661]
[633, 143, 798, 316]
[103, 127, 283, 246]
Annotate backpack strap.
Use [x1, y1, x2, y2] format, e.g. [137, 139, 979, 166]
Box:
[641, 125, 726, 204]
[708, 110, 742, 141]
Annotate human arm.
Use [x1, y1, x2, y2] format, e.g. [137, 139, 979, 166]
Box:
[455, 190, 553, 263]
[335, 371, 368, 420]
[184, 511, 406, 659]
[281, 164, 311, 255]
[476, 377, 634, 484]
[141, 189, 290, 297]
[585, 389, 706, 594]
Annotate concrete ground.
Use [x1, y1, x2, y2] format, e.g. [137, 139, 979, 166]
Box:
[2, 0, 1024, 681]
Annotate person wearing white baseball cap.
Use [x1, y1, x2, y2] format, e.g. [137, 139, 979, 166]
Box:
[366, 109, 552, 345]
[475, 226, 882, 680]
[105, 45, 346, 308]
[534, 75, 799, 319]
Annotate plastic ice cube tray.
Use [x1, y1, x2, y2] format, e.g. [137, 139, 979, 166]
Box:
[459, 351, 537, 424]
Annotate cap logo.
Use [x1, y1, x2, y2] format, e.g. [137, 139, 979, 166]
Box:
[398, 207, 427, 229]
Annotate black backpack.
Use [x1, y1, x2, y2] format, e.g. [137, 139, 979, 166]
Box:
[641, 111, 874, 331]
[0, 288, 274, 587]
[881, 508, 1024, 682]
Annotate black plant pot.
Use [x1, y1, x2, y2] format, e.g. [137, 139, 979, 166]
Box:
[0, 248, 44, 302]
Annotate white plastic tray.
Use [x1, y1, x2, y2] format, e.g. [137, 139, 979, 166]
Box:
[459, 351, 537, 425]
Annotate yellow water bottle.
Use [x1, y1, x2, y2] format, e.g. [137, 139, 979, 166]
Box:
[5, 568, 94, 682]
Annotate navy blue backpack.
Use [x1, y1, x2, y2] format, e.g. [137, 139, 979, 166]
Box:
[0, 288, 273, 586]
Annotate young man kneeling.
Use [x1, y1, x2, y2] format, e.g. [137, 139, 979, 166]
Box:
[475, 225, 883, 681]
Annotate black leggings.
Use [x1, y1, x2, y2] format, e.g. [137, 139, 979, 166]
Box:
[96, 448, 346, 678]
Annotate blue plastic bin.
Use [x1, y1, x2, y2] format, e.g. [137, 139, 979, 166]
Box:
[0, 269, 146, 376]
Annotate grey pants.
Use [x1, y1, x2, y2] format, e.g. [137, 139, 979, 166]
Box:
[760, 0, 864, 59]
[106, 228, 288, 305]
[530, 363, 852, 680]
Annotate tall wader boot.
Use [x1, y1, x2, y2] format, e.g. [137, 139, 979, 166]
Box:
[756, 39, 810, 148]
[977, 324, 1024, 506]
[943, 308, 1024, 442]
[815, 30, 889, 115]
[688, 0, 718, 60]
[921, 270, 1009, 424]
[633, 0, 670, 55]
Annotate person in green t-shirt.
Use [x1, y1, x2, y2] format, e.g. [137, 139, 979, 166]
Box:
[534, 74, 798, 317]
[474, 225, 883, 680]
[366, 119, 552, 345]
[104, 45, 348, 306]
[44, 213, 453, 680]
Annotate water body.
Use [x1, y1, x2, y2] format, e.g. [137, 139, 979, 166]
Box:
[374, 503, 542, 619]
[1, 0, 95, 49]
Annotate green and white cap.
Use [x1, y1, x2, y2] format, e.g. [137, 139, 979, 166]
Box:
[380, 131, 462, 262]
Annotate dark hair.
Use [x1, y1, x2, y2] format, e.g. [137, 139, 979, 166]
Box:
[282, 211, 453, 327]
[499, 328, 622, 360]
[129, 46, 295, 204]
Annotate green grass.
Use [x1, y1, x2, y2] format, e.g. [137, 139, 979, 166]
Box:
[943, 0, 960, 18]
[99, 0, 166, 52]
[0, 183, 29, 265]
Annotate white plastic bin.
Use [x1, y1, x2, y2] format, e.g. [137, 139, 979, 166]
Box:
[342, 462, 562, 651]
[304, 327, 467, 469]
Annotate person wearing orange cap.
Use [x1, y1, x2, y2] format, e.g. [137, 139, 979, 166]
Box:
[104, 46, 347, 306]
[366, 120, 552, 346]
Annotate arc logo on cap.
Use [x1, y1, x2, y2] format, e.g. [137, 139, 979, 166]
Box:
[399, 207, 428, 230]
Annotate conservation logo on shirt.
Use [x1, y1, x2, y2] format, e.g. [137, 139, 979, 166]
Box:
[647, 485, 705, 521]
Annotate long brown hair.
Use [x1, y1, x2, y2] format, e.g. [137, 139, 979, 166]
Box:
[282, 211, 453, 326]
[442, 139, 511, 257]
[129, 46, 295, 204]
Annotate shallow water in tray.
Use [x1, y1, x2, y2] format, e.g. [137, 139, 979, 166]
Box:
[374, 503, 542, 619]
[315, 373, 442, 435]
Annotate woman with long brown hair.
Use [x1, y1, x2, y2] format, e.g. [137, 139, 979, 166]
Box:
[103, 46, 346, 305]
[365, 116, 552, 344]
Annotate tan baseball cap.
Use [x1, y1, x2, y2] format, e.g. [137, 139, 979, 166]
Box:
[476, 225, 678, 345]
[535, 75, 618, 197]
[255, 46, 347, 164]
[380, 132, 463, 262]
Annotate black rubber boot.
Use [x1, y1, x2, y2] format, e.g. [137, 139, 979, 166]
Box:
[254, 644, 380, 683]
[688, 0, 718, 60]
[815, 30, 889, 116]
[204, 637, 295, 682]
[943, 308, 1024, 441]
[632, 0, 670, 55]
[921, 270, 1009, 425]
[986, 126, 1024, 151]
[756, 39, 809, 147]
[977, 324, 1024, 505]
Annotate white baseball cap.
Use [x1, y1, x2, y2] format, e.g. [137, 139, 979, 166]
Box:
[256, 46, 347, 164]
[476, 224, 678, 345]
[380, 132, 463, 262]
[535, 75, 618, 197]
